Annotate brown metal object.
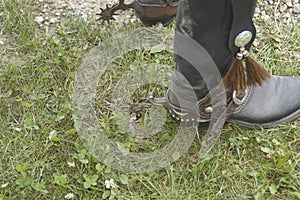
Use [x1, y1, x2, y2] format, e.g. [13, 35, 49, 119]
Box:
[97, 0, 178, 24]
[129, 92, 167, 123]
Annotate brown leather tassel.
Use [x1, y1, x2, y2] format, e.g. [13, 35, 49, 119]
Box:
[223, 59, 246, 95]
[245, 56, 271, 86]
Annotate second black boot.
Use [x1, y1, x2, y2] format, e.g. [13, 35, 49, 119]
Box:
[134, 0, 178, 26]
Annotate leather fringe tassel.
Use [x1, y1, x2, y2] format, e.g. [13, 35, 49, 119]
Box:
[223, 49, 270, 96]
[223, 30, 271, 95]
[223, 59, 246, 95]
[245, 56, 271, 86]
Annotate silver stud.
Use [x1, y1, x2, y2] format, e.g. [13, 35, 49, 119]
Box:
[205, 107, 213, 113]
[234, 31, 253, 48]
[236, 52, 243, 60]
[148, 92, 154, 99]
[242, 49, 249, 57]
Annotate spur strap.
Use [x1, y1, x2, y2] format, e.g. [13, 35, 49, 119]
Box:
[165, 90, 241, 125]
[129, 85, 250, 126]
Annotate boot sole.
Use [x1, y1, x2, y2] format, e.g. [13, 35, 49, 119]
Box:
[195, 108, 300, 130]
[228, 108, 300, 129]
[135, 12, 176, 26]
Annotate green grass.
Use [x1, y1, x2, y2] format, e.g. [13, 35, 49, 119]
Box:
[0, 0, 300, 199]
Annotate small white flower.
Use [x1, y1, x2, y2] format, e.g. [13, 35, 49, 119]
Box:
[67, 162, 75, 167]
[64, 193, 74, 199]
[105, 179, 117, 189]
[1, 183, 9, 188]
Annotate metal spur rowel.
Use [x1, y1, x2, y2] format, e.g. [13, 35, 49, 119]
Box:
[97, 0, 133, 24]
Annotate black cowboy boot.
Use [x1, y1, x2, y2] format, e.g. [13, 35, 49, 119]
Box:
[166, 0, 300, 129]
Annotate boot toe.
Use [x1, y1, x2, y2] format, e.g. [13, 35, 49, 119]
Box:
[230, 76, 300, 128]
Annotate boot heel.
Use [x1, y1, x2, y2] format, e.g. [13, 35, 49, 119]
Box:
[135, 12, 176, 26]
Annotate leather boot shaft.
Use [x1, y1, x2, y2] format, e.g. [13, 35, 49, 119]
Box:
[170, 0, 258, 105]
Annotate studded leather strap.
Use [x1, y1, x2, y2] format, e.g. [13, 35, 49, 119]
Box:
[166, 86, 242, 125]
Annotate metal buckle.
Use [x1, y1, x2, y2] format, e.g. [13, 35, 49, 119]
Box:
[232, 89, 248, 106]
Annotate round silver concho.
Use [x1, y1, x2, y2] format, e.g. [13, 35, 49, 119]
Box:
[234, 30, 253, 48]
